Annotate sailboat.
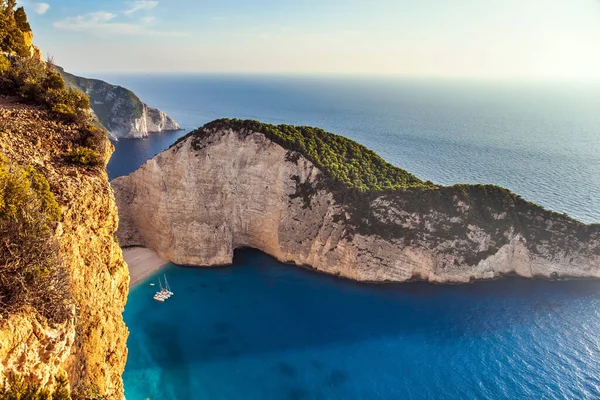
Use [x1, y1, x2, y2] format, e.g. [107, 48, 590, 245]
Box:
[153, 277, 171, 301]
[159, 276, 171, 298]
[164, 274, 174, 296]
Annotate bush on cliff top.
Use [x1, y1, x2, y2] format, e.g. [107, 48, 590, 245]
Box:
[0, 4, 94, 127]
[2, 56, 91, 124]
[0, 1, 31, 57]
[65, 146, 103, 167]
[201, 119, 437, 192]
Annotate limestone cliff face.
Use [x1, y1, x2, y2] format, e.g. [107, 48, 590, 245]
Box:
[112, 125, 600, 283]
[57, 67, 180, 139]
[0, 98, 129, 397]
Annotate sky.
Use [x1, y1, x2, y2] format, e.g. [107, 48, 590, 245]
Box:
[17, 0, 600, 80]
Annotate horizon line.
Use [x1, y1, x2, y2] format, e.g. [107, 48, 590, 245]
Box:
[69, 70, 600, 84]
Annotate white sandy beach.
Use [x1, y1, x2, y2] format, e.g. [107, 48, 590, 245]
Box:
[123, 247, 168, 287]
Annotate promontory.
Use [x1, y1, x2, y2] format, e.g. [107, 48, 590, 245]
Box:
[57, 66, 180, 139]
[112, 119, 600, 283]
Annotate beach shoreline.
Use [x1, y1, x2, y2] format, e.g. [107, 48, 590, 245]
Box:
[123, 247, 168, 287]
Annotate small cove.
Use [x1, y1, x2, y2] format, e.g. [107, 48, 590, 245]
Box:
[124, 249, 600, 399]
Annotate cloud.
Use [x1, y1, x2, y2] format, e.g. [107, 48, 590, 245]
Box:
[33, 2, 50, 14]
[54, 11, 117, 29]
[53, 11, 184, 36]
[124, 1, 158, 15]
[17, 1, 50, 15]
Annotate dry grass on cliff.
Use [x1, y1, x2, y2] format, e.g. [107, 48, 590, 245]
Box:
[0, 154, 72, 324]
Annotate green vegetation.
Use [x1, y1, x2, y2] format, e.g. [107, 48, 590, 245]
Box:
[1, 373, 71, 400]
[203, 119, 437, 192]
[13, 6, 30, 33]
[0, 53, 9, 74]
[0, 4, 106, 162]
[57, 66, 146, 133]
[0, 56, 91, 123]
[65, 147, 103, 167]
[0, 155, 72, 323]
[0, 1, 31, 57]
[82, 123, 109, 154]
[0, 2, 92, 124]
[190, 118, 588, 257]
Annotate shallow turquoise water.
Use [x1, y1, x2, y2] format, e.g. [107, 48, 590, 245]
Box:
[124, 250, 600, 400]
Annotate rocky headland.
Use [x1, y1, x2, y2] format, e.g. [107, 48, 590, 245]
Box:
[112, 119, 600, 284]
[58, 67, 180, 139]
[0, 95, 128, 397]
[1, 5, 129, 394]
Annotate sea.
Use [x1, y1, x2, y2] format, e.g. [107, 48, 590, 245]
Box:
[97, 74, 600, 399]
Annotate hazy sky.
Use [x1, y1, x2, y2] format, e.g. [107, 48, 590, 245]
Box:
[18, 0, 600, 79]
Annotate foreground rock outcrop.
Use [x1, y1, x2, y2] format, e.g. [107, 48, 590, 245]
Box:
[58, 67, 180, 139]
[113, 120, 600, 283]
[0, 96, 129, 397]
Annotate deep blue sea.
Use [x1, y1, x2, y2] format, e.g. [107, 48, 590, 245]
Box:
[99, 75, 600, 399]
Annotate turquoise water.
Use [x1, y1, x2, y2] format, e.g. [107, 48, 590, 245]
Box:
[125, 250, 600, 400]
[107, 76, 600, 399]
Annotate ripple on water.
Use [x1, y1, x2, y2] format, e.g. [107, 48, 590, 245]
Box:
[123, 250, 600, 400]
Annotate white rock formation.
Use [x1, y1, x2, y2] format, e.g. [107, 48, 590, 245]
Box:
[57, 67, 180, 139]
[112, 126, 600, 283]
[115, 103, 180, 139]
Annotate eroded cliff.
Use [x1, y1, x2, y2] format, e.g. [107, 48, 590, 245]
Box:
[0, 96, 129, 397]
[112, 120, 600, 283]
[58, 67, 180, 139]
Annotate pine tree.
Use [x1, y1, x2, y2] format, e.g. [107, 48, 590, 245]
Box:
[14, 7, 31, 32]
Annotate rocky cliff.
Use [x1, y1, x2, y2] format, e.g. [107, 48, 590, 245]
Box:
[113, 120, 600, 283]
[0, 96, 129, 397]
[57, 67, 180, 139]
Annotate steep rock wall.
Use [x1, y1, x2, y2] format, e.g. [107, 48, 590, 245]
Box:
[58, 67, 180, 139]
[112, 127, 600, 283]
[0, 99, 129, 397]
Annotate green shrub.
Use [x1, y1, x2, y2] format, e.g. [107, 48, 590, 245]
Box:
[0, 2, 31, 57]
[46, 89, 89, 123]
[82, 124, 108, 154]
[41, 70, 65, 91]
[0, 373, 71, 400]
[65, 88, 90, 110]
[24, 165, 61, 223]
[18, 77, 44, 102]
[0, 155, 71, 324]
[51, 102, 78, 122]
[43, 87, 70, 107]
[0, 4, 92, 122]
[65, 147, 103, 167]
[50, 375, 71, 400]
[13, 7, 31, 33]
[0, 54, 10, 75]
[0, 373, 50, 400]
